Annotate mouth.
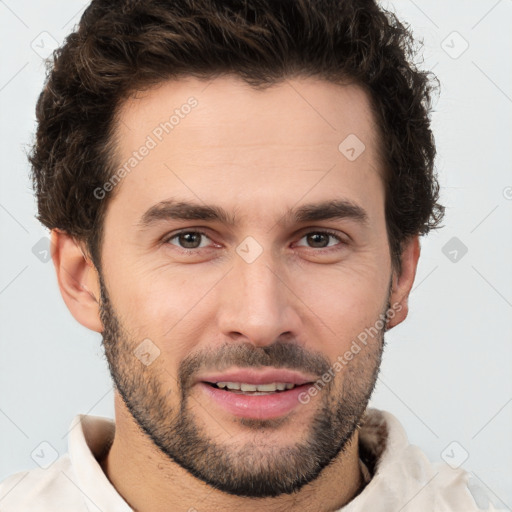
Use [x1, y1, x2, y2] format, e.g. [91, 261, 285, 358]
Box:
[204, 381, 301, 395]
[196, 368, 317, 420]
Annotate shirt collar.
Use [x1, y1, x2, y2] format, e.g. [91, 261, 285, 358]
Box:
[67, 408, 474, 511]
[68, 414, 132, 512]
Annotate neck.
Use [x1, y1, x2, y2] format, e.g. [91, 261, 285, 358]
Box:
[100, 393, 364, 512]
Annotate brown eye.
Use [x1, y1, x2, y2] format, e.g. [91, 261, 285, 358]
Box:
[306, 233, 330, 248]
[166, 231, 211, 249]
[296, 231, 343, 249]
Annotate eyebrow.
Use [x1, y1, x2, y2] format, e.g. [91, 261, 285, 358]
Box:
[137, 198, 368, 229]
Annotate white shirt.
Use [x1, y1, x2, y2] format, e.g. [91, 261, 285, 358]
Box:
[0, 408, 502, 511]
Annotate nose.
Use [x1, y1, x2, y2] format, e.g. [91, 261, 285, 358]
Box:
[216, 248, 303, 348]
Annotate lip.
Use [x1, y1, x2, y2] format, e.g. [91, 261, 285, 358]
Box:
[198, 382, 314, 420]
[195, 368, 317, 420]
[197, 368, 317, 386]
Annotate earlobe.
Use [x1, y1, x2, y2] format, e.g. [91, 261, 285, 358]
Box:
[51, 229, 103, 333]
[387, 236, 421, 329]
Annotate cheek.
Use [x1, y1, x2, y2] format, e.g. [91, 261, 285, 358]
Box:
[106, 264, 223, 361]
[293, 261, 390, 353]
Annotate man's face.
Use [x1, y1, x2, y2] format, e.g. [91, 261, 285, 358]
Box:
[97, 76, 397, 497]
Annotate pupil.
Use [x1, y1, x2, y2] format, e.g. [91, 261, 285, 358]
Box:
[308, 233, 328, 248]
[180, 233, 200, 248]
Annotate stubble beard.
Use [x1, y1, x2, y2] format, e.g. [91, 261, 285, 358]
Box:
[98, 274, 387, 497]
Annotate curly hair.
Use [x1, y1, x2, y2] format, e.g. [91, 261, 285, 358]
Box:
[30, 0, 444, 273]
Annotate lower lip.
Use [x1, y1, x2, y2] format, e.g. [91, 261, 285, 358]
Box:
[197, 382, 312, 420]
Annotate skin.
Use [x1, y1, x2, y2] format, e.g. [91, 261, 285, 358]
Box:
[51, 75, 420, 512]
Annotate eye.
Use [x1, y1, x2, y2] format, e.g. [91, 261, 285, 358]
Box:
[165, 231, 213, 250]
[295, 230, 344, 249]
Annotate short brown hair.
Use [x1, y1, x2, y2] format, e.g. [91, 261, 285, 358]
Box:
[30, 0, 444, 272]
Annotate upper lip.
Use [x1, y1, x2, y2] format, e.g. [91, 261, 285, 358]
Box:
[197, 368, 317, 386]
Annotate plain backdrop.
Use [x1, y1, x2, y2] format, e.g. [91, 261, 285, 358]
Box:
[1, 0, 511, 508]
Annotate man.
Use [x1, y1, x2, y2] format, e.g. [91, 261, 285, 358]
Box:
[0, 0, 501, 510]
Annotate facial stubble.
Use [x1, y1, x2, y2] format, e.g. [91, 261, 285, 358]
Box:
[98, 273, 388, 497]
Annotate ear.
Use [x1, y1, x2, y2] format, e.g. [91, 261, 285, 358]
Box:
[51, 229, 103, 333]
[387, 236, 421, 329]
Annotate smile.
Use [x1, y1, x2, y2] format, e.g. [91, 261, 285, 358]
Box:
[209, 381, 297, 394]
[196, 368, 317, 420]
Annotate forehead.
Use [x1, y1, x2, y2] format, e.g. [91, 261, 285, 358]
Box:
[116, 75, 379, 154]
[107, 75, 384, 225]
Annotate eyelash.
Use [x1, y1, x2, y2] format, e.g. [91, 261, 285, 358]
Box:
[162, 229, 346, 253]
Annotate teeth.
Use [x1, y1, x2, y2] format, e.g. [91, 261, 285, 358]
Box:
[255, 383, 279, 392]
[215, 382, 297, 392]
[240, 383, 258, 392]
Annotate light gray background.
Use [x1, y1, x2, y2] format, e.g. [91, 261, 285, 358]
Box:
[1, 0, 511, 508]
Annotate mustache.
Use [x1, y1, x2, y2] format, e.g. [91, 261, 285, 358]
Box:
[178, 341, 332, 391]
